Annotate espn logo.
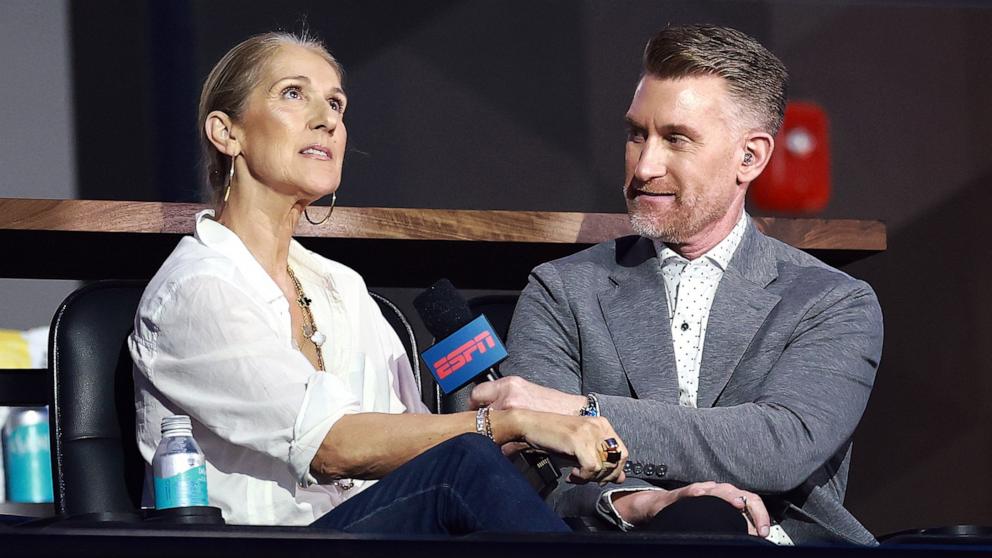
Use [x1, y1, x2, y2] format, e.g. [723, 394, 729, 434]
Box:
[421, 315, 509, 394]
[434, 331, 497, 379]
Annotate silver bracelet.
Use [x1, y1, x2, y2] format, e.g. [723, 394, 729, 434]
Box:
[475, 406, 495, 441]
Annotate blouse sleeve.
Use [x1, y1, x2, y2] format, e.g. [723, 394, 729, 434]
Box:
[131, 273, 360, 486]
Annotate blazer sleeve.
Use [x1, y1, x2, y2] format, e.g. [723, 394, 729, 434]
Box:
[501, 262, 584, 394]
[504, 262, 883, 495]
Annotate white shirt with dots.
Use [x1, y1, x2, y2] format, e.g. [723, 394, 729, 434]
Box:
[652, 211, 793, 546]
[655, 212, 747, 408]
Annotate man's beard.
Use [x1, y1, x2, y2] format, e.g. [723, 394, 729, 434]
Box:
[625, 190, 727, 244]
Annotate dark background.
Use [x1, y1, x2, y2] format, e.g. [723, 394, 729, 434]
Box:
[68, 0, 992, 536]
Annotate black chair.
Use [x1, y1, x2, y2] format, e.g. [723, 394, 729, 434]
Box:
[46, 280, 421, 523]
[48, 280, 146, 522]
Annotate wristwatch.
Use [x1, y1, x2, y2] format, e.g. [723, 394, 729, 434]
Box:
[579, 393, 600, 417]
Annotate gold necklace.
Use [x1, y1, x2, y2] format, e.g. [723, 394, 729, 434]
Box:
[287, 266, 325, 371]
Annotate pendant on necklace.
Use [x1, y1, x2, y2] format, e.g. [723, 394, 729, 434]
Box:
[310, 331, 326, 347]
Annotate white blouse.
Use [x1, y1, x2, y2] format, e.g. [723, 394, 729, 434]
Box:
[129, 210, 428, 525]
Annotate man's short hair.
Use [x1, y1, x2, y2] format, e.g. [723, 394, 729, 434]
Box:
[643, 24, 789, 135]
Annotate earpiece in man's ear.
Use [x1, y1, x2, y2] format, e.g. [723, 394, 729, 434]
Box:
[742, 152, 754, 166]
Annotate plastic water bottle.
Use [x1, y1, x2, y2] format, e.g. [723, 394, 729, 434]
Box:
[152, 415, 208, 509]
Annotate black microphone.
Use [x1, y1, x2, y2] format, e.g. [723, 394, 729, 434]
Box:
[413, 278, 474, 339]
[413, 278, 502, 388]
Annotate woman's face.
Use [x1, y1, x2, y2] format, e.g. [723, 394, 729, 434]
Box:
[233, 44, 348, 200]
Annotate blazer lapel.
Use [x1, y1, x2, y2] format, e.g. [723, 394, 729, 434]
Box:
[696, 222, 782, 407]
[598, 237, 680, 402]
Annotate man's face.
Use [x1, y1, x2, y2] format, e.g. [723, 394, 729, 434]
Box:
[623, 75, 748, 246]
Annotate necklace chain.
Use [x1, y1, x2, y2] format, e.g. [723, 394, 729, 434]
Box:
[287, 266, 325, 371]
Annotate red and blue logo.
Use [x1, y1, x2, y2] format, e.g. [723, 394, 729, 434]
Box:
[421, 315, 508, 394]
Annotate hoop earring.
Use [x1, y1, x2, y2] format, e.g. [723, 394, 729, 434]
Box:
[223, 156, 236, 203]
[304, 192, 336, 225]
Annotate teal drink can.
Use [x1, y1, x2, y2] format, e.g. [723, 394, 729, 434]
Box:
[2, 407, 53, 503]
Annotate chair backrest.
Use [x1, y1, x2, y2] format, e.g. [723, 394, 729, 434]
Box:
[436, 294, 520, 414]
[48, 280, 146, 520]
[369, 291, 420, 389]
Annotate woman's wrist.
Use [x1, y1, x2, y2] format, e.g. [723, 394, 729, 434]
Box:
[488, 409, 523, 444]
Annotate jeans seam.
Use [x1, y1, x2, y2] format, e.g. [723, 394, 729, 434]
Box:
[339, 482, 481, 532]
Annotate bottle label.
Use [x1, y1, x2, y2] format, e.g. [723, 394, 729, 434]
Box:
[154, 464, 208, 509]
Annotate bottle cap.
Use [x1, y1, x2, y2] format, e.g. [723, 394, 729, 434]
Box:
[161, 415, 193, 437]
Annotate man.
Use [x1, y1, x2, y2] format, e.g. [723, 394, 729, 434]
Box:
[471, 25, 882, 545]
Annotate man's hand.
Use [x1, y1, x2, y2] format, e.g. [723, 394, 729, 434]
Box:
[612, 482, 771, 537]
[471, 376, 587, 415]
[499, 411, 628, 486]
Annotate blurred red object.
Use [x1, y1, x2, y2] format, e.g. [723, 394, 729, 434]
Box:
[749, 101, 830, 213]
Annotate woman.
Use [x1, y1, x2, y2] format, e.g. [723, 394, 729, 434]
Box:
[129, 31, 627, 533]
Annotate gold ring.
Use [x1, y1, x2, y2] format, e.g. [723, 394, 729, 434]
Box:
[600, 438, 621, 465]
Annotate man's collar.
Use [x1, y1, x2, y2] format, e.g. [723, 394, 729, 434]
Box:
[654, 210, 748, 270]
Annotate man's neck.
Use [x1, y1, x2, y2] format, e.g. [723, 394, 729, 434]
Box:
[665, 206, 744, 261]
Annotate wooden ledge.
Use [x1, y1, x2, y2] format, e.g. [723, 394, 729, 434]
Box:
[0, 198, 885, 251]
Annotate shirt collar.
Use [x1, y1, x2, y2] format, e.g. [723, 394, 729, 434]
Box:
[194, 209, 285, 305]
[655, 210, 749, 271]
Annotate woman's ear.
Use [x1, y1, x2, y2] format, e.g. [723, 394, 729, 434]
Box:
[204, 111, 240, 156]
[737, 132, 774, 185]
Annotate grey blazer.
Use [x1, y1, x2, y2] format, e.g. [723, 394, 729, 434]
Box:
[501, 220, 882, 545]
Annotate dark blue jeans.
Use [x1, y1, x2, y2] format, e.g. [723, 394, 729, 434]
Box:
[310, 433, 569, 534]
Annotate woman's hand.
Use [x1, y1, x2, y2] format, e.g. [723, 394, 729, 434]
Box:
[494, 410, 628, 485]
[612, 482, 770, 536]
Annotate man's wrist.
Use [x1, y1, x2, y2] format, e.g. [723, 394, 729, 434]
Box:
[598, 487, 667, 529]
[509, 377, 587, 416]
[617, 490, 670, 521]
[556, 392, 588, 416]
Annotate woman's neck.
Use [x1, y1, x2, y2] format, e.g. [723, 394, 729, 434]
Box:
[216, 180, 305, 278]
